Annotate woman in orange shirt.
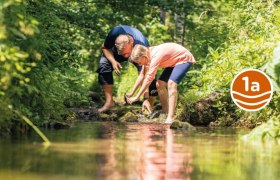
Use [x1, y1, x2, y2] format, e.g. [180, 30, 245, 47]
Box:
[126, 43, 196, 124]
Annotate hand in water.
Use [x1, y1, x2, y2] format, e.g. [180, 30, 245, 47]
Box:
[124, 94, 128, 104]
[124, 92, 133, 104]
[142, 100, 152, 114]
[126, 96, 138, 104]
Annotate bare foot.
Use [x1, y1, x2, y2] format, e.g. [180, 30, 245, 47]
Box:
[98, 102, 115, 113]
[164, 118, 174, 124]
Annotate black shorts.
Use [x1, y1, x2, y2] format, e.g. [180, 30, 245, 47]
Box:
[98, 72, 113, 85]
[149, 79, 158, 96]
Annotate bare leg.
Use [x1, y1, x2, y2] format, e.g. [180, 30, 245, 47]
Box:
[98, 84, 115, 113]
[148, 96, 156, 108]
[165, 80, 178, 124]
[156, 80, 168, 114]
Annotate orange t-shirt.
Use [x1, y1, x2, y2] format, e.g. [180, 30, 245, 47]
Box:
[145, 43, 196, 84]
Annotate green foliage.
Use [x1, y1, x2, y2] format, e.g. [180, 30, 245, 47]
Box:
[176, 89, 205, 118]
[263, 42, 280, 91]
[0, 0, 173, 132]
[243, 41, 280, 140]
[242, 116, 280, 141]
[115, 62, 138, 97]
[166, 0, 280, 135]
[198, 0, 280, 93]
[0, 0, 39, 122]
[13, 107, 51, 146]
[0, 0, 104, 129]
[1, 0, 280, 139]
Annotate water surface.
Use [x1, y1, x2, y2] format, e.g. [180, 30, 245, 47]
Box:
[0, 122, 279, 180]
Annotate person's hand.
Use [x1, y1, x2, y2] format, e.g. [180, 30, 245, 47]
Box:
[124, 94, 128, 104]
[126, 96, 139, 104]
[142, 100, 152, 114]
[124, 92, 133, 104]
[112, 61, 122, 76]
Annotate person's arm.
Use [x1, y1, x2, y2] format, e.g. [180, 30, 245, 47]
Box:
[126, 66, 145, 97]
[127, 66, 152, 104]
[135, 79, 151, 100]
[102, 43, 122, 76]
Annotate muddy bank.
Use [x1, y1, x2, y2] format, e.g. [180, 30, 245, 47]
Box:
[178, 91, 239, 127]
[74, 91, 238, 127]
[68, 93, 197, 129]
[68, 90, 264, 129]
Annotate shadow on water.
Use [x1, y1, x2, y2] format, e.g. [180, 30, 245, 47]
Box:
[0, 122, 280, 180]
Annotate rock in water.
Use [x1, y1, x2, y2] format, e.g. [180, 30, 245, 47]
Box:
[170, 120, 196, 130]
[119, 112, 138, 123]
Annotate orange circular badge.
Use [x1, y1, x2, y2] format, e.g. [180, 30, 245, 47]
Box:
[230, 69, 273, 111]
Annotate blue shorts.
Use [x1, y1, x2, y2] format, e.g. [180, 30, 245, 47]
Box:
[158, 63, 192, 83]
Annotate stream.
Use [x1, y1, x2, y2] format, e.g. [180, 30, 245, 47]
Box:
[0, 122, 280, 180]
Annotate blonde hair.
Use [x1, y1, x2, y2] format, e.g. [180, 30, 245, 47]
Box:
[129, 44, 148, 63]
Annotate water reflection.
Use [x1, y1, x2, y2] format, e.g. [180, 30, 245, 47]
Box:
[136, 125, 192, 180]
[0, 122, 280, 180]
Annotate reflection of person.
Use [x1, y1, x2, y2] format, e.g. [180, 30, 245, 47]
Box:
[126, 43, 196, 124]
[137, 125, 193, 179]
[96, 25, 157, 112]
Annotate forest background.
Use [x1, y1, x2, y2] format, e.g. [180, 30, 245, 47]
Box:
[0, 0, 279, 140]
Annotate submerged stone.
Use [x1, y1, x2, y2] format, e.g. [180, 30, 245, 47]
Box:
[46, 121, 71, 129]
[119, 112, 138, 123]
[148, 110, 161, 119]
[99, 113, 111, 121]
[170, 120, 196, 130]
[139, 112, 167, 123]
[68, 107, 100, 121]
